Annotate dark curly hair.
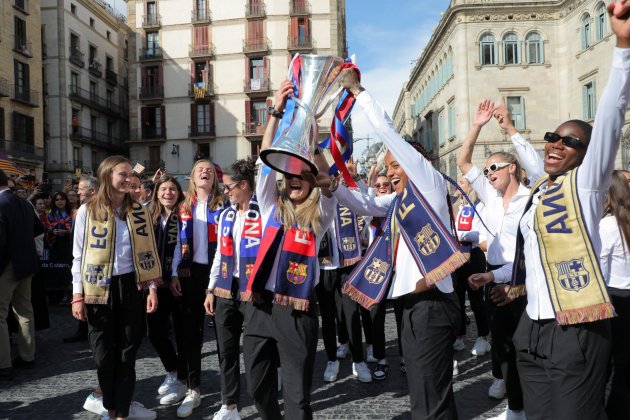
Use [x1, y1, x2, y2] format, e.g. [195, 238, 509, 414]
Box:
[223, 156, 257, 191]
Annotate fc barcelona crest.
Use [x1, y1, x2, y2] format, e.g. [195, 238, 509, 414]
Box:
[221, 262, 228, 279]
[287, 261, 308, 285]
[138, 251, 156, 271]
[364, 258, 390, 285]
[414, 224, 440, 256]
[84, 264, 105, 285]
[342, 237, 357, 252]
[556, 259, 590, 292]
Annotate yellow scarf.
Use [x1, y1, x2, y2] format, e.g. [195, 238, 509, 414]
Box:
[81, 202, 162, 304]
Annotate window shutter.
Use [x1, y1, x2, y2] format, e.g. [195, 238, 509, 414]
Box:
[141, 67, 147, 89]
[305, 18, 310, 39]
[211, 101, 216, 134]
[582, 85, 588, 119]
[12, 111, 18, 142]
[27, 116, 34, 145]
[191, 103, 197, 134]
[157, 66, 162, 87]
[290, 17, 298, 42]
[245, 100, 251, 134]
[190, 61, 195, 85]
[592, 80, 597, 118]
[245, 57, 250, 80]
[160, 106, 166, 136]
[263, 57, 270, 82]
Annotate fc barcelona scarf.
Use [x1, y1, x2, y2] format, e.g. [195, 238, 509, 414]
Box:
[214, 197, 262, 300]
[81, 202, 162, 305]
[509, 170, 614, 325]
[343, 182, 468, 309]
[456, 203, 476, 254]
[154, 211, 179, 284]
[177, 197, 225, 277]
[245, 205, 318, 311]
[335, 204, 362, 267]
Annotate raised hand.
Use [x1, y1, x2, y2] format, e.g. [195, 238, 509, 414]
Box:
[473, 99, 495, 128]
[274, 80, 294, 114]
[610, 0, 630, 47]
[492, 97, 517, 135]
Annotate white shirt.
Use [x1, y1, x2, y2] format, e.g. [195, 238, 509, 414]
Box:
[599, 215, 630, 290]
[333, 90, 454, 297]
[71, 204, 134, 294]
[464, 166, 530, 283]
[510, 132, 546, 183]
[518, 47, 630, 320]
[208, 205, 248, 289]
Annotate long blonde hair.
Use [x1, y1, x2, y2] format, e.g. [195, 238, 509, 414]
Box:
[181, 159, 224, 215]
[274, 179, 322, 233]
[87, 155, 135, 222]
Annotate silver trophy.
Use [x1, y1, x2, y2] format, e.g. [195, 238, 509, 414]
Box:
[260, 54, 345, 176]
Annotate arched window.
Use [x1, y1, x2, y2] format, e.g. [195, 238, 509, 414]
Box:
[480, 33, 497, 65]
[525, 32, 544, 64]
[503, 32, 520, 65]
[595, 3, 606, 41]
[581, 14, 591, 49]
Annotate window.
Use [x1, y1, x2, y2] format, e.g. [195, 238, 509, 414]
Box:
[595, 4, 606, 41]
[106, 120, 113, 141]
[196, 103, 213, 134]
[89, 45, 97, 64]
[89, 81, 97, 101]
[252, 101, 267, 126]
[106, 56, 113, 72]
[89, 18, 95, 28]
[146, 1, 157, 18]
[13, 112, 34, 145]
[581, 14, 591, 49]
[146, 32, 159, 53]
[149, 146, 160, 170]
[70, 72, 79, 90]
[106, 30, 111, 41]
[90, 115, 97, 135]
[91, 150, 97, 169]
[106, 90, 113, 107]
[72, 108, 80, 133]
[70, 33, 80, 52]
[14, 17, 27, 52]
[141, 106, 165, 139]
[71, 3, 77, 14]
[438, 111, 445, 147]
[73, 147, 81, 163]
[14, 60, 29, 97]
[503, 33, 520, 65]
[506, 96, 526, 130]
[525, 32, 544, 64]
[193, 61, 210, 84]
[583, 81, 596, 120]
[480, 33, 497, 65]
[447, 103, 455, 139]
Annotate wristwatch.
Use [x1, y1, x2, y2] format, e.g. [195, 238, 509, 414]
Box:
[205, 288, 214, 295]
[268, 106, 284, 119]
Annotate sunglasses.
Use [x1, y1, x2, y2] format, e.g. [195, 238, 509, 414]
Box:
[374, 182, 391, 189]
[285, 174, 303, 181]
[482, 162, 511, 176]
[544, 132, 585, 149]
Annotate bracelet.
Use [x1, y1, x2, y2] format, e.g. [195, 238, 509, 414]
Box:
[71, 298, 84, 304]
[205, 288, 214, 295]
[329, 177, 339, 192]
[268, 106, 284, 119]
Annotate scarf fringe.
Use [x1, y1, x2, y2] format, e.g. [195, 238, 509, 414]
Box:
[424, 251, 469, 286]
[342, 282, 378, 310]
[508, 285, 526, 300]
[274, 293, 310, 311]
[84, 295, 108, 305]
[340, 255, 362, 267]
[556, 302, 616, 325]
[213, 287, 233, 300]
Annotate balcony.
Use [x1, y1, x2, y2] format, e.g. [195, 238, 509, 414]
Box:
[139, 47, 163, 61]
[70, 126, 125, 152]
[189, 82, 214, 99]
[243, 37, 269, 55]
[245, 2, 266, 18]
[0, 79, 9, 97]
[287, 36, 313, 51]
[106, 69, 118, 86]
[139, 85, 164, 100]
[140, 126, 166, 140]
[13, 39, 32, 57]
[289, 0, 310, 15]
[244, 77, 270, 95]
[68, 85, 120, 117]
[191, 8, 211, 24]
[243, 121, 266, 136]
[0, 139, 44, 161]
[189, 43, 216, 59]
[142, 14, 161, 28]
[88, 59, 102, 78]
[11, 85, 39, 107]
[189, 125, 215, 138]
[69, 48, 85, 68]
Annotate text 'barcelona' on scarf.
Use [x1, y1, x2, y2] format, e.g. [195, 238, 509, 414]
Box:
[154, 211, 179, 284]
[318, 204, 362, 267]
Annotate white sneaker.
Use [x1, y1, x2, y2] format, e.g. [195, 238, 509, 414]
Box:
[158, 371, 178, 395]
[213, 404, 241, 420]
[453, 337, 465, 351]
[177, 389, 201, 418]
[487, 408, 527, 420]
[128, 401, 157, 420]
[352, 361, 372, 383]
[453, 360, 459, 376]
[84, 392, 107, 416]
[336, 343, 349, 359]
[160, 381, 188, 405]
[471, 337, 491, 357]
[366, 344, 378, 363]
[488, 378, 506, 399]
[323, 360, 339, 382]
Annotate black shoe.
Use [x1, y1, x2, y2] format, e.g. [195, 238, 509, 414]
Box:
[0, 367, 13, 380]
[372, 363, 388, 380]
[63, 331, 88, 343]
[12, 357, 34, 369]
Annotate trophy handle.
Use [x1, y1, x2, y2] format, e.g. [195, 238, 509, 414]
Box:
[315, 85, 344, 119]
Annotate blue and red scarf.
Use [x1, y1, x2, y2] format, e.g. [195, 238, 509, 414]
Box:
[335, 204, 362, 267]
[215, 197, 262, 300]
[245, 205, 318, 311]
[177, 197, 225, 277]
[154, 211, 179, 285]
[343, 182, 468, 309]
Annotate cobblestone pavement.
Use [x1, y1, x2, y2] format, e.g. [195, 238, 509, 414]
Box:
[0, 303, 507, 420]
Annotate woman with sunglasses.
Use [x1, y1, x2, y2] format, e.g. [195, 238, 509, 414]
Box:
[242, 80, 336, 420]
[456, 99, 529, 420]
[170, 160, 225, 417]
[203, 157, 260, 420]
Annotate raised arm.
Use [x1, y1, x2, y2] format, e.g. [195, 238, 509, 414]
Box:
[456, 99, 494, 176]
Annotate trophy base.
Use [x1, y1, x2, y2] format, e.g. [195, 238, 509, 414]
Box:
[260, 149, 319, 177]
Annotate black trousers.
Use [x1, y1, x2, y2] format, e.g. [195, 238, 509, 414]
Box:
[243, 298, 318, 420]
[393, 297, 404, 357]
[606, 287, 630, 420]
[486, 284, 525, 410]
[176, 263, 208, 389]
[215, 288, 246, 406]
[361, 306, 373, 346]
[514, 313, 611, 420]
[453, 247, 489, 337]
[369, 299, 387, 361]
[86, 273, 145, 418]
[147, 286, 185, 379]
[401, 289, 460, 420]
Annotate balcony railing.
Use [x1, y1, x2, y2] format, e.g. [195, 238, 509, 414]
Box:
[0, 139, 45, 161]
[139, 47, 163, 61]
[13, 39, 32, 57]
[142, 14, 161, 28]
[243, 37, 269, 54]
[189, 43, 216, 58]
[139, 85, 164, 100]
[191, 8, 211, 23]
[245, 2, 266, 18]
[89, 59, 102, 78]
[141, 126, 166, 140]
[68, 85, 120, 116]
[69, 48, 85, 68]
[189, 125, 215, 137]
[0, 79, 9, 97]
[70, 125, 124, 152]
[289, 0, 310, 15]
[244, 77, 270, 94]
[11, 85, 39, 107]
[243, 121, 266, 136]
[106, 69, 118, 86]
[189, 82, 214, 98]
[287, 36, 313, 50]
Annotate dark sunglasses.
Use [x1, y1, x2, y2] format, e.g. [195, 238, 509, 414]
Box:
[285, 174, 303, 181]
[374, 181, 391, 189]
[544, 132, 585, 149]
[482, 162, 511, 176]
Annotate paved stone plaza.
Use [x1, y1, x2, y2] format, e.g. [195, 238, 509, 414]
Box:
[0, 304, 506, 419]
